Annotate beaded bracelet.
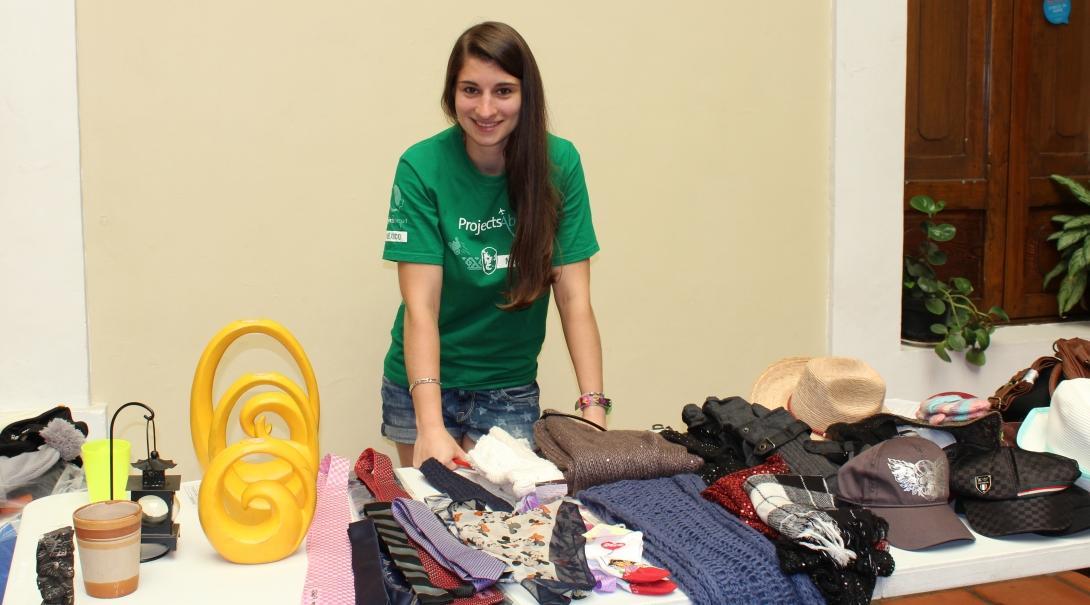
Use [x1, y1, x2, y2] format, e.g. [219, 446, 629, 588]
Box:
[408, 377, 441, 394]
[575, 392, 612, 415]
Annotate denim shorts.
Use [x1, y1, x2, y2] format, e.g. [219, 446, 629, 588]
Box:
[380, 376, 541, 446]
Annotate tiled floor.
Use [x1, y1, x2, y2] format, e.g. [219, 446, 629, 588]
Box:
[876, 570, 1090, 604]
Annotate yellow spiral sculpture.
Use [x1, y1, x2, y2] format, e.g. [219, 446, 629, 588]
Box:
[191, 319, 320, 564]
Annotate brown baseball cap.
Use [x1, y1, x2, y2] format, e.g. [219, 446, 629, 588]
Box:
[836, 436, 974, 550]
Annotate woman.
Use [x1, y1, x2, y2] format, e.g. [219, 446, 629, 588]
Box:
[380, 22, 608, 468]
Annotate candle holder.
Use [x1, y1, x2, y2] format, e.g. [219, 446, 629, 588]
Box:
[109, 402, 181, 562]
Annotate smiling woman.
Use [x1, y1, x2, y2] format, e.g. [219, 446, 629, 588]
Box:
[451, 57, 522, 175]
[377, 22, 609, 470]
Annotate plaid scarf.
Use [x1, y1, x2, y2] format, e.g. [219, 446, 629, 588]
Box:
[743, 474, 855, 567]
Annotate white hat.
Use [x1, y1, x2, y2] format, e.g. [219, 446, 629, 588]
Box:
[1017, 377, 1090, 482]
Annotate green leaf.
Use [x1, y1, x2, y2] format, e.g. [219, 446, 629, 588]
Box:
[1053, 215, 1076, 224]
[951, 277, 973, 294]
[925, 298, 946, 315]
[1070, 246, 1088, 277]
[988, 305, 1010, 322]
[966, 348, 986, 366]
[910, 195, 942, 216]
[947, 331, 967, 352]
[1058, 229, 1088, 251]
[904, 258, 929, 278]
[929, 322, 948, 335]
[976, 328, 991, 349]
[917, 276, 940, 293]
[954, 308, 970, 325]
[933, 343, 952, 362]
[1052, 175, 1090, 207]
[928, 223, 956, 242]
[1058, 272, 1088, 316]
[1062, 215, 1090, 229]
[1048, 231, 1065, 241]
[926, 249, 948, 266]
[1044, 258, 1068, 289]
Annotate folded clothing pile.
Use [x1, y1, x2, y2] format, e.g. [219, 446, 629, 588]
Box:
[465, 427, 563, 499]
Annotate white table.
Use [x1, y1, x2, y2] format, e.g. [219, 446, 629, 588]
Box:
[6, 473, 1090, 604]
[4, 482, 309, 604]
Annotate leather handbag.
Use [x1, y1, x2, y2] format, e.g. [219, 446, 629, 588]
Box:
[1052, 337, 1090, 387]
[989, 337, 1090, 421]
[532, 410, 702, 494]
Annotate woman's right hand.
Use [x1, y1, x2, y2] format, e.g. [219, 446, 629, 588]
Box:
[413, 426, 467, 469]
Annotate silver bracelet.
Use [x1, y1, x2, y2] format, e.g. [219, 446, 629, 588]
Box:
[408, 377, 441, 394]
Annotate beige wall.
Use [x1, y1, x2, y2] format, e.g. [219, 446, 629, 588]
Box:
[78, 1, 832, 478]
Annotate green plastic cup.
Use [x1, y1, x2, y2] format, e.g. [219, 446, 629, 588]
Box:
[81, 439, 132, 502]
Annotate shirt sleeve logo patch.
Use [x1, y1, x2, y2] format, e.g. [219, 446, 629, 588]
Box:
[387, 185, 408, 226]
[390, 185, 404, 211]
[386, 231, 408, 243]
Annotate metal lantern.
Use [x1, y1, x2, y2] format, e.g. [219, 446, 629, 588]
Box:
[109, 402, 181, 562]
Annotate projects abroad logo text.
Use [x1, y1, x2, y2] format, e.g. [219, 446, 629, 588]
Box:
[457, 209, 516, 236]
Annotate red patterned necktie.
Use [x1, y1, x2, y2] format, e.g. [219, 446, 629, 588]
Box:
[355, 449, 503, 605]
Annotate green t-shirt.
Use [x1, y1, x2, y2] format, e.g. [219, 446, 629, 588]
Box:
[381, 126, 599, 390]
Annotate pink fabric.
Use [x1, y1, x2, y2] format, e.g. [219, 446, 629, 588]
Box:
[916, 393, 992, 425]
[302, 454, 354, 605]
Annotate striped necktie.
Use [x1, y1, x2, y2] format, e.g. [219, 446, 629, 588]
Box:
[356, 449, 504, 605]
[366, 502, 452, 605]
[391, 497, 506, 590]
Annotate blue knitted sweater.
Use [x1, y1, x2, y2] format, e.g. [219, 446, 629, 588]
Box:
[578, 473, 824, 605]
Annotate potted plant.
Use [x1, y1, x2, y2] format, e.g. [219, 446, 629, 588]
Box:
[903, 195, 1008, 365]
[1044, 175, 1090, 317]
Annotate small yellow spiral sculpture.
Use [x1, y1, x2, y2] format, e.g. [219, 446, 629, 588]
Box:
[190, 319, 320, 564]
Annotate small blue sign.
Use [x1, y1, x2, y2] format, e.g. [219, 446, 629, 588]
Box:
[1044, 0, 1071, 25]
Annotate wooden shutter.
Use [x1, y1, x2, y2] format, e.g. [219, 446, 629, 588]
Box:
[904, 0, 1012, 312]
[1003, 0, 1090, 317]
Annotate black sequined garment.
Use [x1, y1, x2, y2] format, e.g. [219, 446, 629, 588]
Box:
[775, 507, 894, 605]
[36, 526, 75, 605]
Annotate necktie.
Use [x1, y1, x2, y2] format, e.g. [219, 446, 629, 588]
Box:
[355, 449, 504, 605]
[366, 503, 453, 605]
[347, 519, 392, 605]
[419, 459, 513, 512]
[302, 454, 355, 605]
[391, 497, 506, 590]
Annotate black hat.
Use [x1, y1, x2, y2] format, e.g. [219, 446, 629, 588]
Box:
[951, 446, 1081, 536]
[1035, 485, 1090, 537]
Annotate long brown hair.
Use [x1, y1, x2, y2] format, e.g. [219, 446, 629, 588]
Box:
[442, 22, 558, 311]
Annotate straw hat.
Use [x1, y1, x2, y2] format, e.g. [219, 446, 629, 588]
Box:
[749, 357, 887, 434]
[1018, 377, 1090, 482]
